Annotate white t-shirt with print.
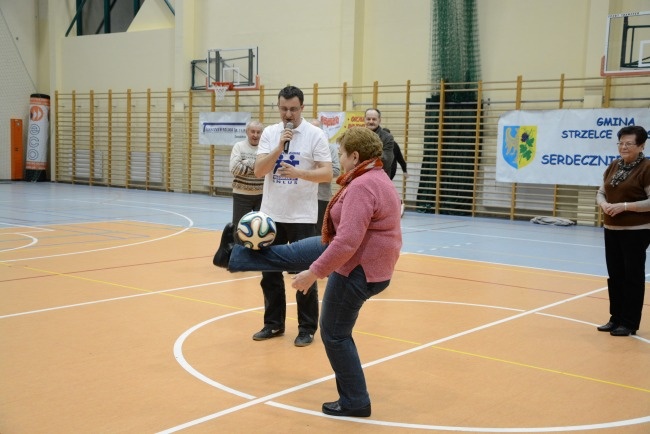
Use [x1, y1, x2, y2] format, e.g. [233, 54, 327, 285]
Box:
[258, 119, 332, 223]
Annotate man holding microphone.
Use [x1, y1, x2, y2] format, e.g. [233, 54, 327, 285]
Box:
[251, 85, 332, 347]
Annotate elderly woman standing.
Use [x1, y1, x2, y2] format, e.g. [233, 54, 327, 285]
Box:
[596, 125, 650, 337]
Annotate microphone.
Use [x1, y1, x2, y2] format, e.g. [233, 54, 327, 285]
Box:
[283, 122, 294, 153]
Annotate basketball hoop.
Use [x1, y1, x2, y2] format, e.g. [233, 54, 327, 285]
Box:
[211, 82, 234, 101]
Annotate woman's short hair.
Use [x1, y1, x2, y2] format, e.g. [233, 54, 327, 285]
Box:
[618, 125, 648, 145]
[337, 127, 383, 161]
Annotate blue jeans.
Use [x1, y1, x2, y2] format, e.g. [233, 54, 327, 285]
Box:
[229, 235, 327, 272]
[320, 265, 390, 409]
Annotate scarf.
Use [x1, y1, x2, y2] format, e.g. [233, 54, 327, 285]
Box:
[321, 157, 383, 244]
[610, 152, 645, 187]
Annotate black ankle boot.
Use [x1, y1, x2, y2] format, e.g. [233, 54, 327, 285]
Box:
[213, 223, 234, 268]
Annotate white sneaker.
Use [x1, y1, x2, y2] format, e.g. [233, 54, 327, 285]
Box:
[400, 201, 405, 217]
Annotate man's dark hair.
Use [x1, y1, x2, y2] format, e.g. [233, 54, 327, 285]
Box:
[618, 125, 648, 145]
[278, 86, 304, 105]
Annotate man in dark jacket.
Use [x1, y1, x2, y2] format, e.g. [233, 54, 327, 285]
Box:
[383, 127, 408, 181]
[364, 108, 395, 177]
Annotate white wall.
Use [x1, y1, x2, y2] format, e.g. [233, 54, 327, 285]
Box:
[195, 0, 348, 88]
[51, 0, 175, 93]
[0, 0, 39, 180]
[60, 29, 174, 92]
[0, 0, 39, 83]
[192, 0, 432, 90]
[360, 0, 431, 86]
[477, 0, 648, 82]
[478, 0, 593, 81]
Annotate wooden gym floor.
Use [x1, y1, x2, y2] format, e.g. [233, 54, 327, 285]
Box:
[0, 182, 648, 433]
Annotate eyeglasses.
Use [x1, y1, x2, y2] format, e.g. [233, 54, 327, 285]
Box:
[617, 141, 637, 148]
[278, 106, 302, 114]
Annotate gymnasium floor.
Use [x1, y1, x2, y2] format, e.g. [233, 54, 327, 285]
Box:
[0, 182, 648, 433]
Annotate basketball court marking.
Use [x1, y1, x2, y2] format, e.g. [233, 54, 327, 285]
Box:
[0, 233, 38, 252]
[110, 198, 228, 218]
[402, 251, 608, 284]
[266, 402, 650, 432]
[0, 206, 194, 263]
[0, 221, 54, 253]
[58, 197, 229, 226]
[408, 227, 603, 250]
[166, 287, 650, 433]
[431, 345, 650, 393]
[0, 274, 262, 319]
[0, 222, 54, 232]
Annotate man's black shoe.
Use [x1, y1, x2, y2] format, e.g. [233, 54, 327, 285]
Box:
[610, 325, 637, 336]
[213, 223, 234, 268]
[597, 321, 617, 332]
[252, 327, 285, 341]
[294, 332, 314, 347]
[322, 401, 371, 417]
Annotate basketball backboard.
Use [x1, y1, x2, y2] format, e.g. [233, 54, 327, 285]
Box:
[603, 10, 650, 76]
[206, 47, 260, 91]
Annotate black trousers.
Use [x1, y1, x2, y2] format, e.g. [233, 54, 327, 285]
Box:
[604, 228, 650, 330]
[232, 193, 263, 245]
[260, 222, 319, 334]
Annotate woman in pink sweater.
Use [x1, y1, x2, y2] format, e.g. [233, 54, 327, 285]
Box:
[214, 127, 402, 417]
[293, 127, 402, 417]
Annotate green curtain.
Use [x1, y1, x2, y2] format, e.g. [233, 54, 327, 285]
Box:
[430, 0, 481, 87]
[417, 0, 482, 214]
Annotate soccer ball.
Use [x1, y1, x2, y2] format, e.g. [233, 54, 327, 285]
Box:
[237, 211, 277, 250]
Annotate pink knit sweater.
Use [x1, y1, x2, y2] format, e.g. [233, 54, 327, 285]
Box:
[309, 168, 402, 282]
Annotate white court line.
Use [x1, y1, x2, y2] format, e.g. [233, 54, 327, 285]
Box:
[401, 225, 604, 249]
[537, 311, 650, 344]
[0, 275, 262, 319]
[0, 233, 38, 253]
[400, 251, 607, 279]
[3, 219, 125, 228]
[0, 206, 194, 263]
[342, 287, 611, 370]
[0, 221, 54, 232]
[265, 402, 650, 432]
[113, 198, 224, 213]
[162, 284, 649, 433]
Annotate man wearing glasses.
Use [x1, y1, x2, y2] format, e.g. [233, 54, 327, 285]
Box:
[250, 85, 333, 347]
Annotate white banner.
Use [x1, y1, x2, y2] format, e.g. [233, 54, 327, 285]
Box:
[199, 112, 251, 146]
[496, 108, 650, 186]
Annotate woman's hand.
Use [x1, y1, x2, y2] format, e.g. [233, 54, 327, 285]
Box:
[601, 201, 627, 216]
[291, 270, 318, 294]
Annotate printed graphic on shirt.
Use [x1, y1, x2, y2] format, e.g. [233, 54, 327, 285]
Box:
[273, 153, 299, 185]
